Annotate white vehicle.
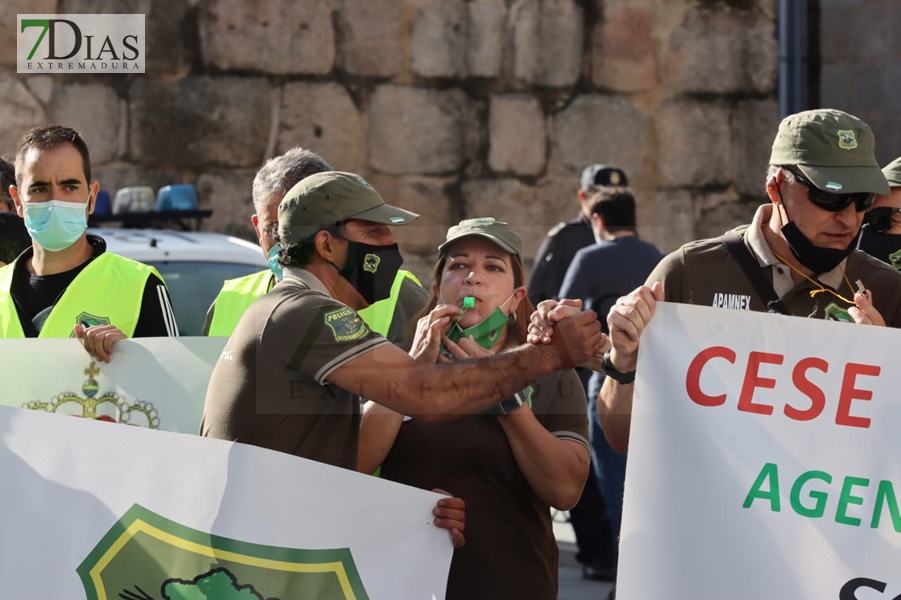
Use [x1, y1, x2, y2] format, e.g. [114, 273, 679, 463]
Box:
[89, 227, 267, 336]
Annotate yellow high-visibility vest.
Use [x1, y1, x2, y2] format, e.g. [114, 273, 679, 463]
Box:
[206, 270, 275, 337]
[206, 269, 421, 338]
[358, 270, 422, 337]
[0, 252, 159, 338]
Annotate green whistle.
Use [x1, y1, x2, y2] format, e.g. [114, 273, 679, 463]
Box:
[462, 296, 475, 309]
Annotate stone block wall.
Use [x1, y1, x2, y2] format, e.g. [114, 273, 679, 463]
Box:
[0, 0, 784, 283]
[819, 0, 901, 165]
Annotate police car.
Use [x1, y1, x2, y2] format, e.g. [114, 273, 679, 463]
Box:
[89, 228, 267, 336]
[88, 185, 267, 336]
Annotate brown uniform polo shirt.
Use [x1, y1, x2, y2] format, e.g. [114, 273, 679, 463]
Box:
[201, 269, 390, 470]
[378, 368, 588, 600]
[650, 205, 901, 326]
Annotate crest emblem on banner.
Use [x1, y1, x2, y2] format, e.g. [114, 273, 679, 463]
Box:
[78, 504, 370, 600]
[22, 361, 160, 427]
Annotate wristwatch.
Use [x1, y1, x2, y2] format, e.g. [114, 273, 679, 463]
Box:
[602, 348, 636, 385]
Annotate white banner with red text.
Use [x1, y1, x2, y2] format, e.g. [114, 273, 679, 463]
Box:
[619, 302, 901, 600]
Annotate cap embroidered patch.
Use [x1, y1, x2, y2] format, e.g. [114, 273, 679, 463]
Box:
[825, 182, 843, 191]
[390, 216, 405, 223]
[324, 307, 369, 342]
[837, 130, 858, 150]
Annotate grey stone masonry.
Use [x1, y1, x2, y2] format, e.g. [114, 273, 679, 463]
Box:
[636, 188, 696, 255]
[340, 0, 405, 77]
[488, 94, 546, 176]
[412, 0, 468, 78]
[552, 94, 648, 180]
[366, 173, 455, 254]
[661, 6, 777, 94]
[200, 0, 335, 74]
[733, 99, 779, 198]
[0, 78, 46, 158]
[196, 168, 260, 238]
[368, 85, 478, 175]
[129, 77, 270, 168]
[54, 84, 120, 165]
[278, 82, 366, 175]
[655, 100, 731, 188]
[411, 0, 507, 79]
[592, 6, 657, 93]
[462, 177, 566, 261]
[467, 0, 506, 78]
[509, 0, 584, 87]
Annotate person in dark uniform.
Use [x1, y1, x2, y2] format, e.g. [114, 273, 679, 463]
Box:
[527, 164, 628, 305]
[559, 188, 663, 594]
[527, 164, 628, 583]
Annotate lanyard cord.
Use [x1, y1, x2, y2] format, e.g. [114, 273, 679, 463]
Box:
[771, 250, 857, 306]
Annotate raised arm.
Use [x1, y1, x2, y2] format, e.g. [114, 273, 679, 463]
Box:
[330, 310, 604, 421]
[598, 282, 663, 452]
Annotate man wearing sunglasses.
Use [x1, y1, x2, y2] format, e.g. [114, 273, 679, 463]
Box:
[531, 109, 901, 454]
[859, 157, 901, 268]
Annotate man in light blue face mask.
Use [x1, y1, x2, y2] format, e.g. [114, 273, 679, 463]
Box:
[1, 125, 177, 361]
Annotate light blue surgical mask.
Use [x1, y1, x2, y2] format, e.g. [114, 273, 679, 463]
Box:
[267, 244, 284, 281]
[23, 199, 90, 252]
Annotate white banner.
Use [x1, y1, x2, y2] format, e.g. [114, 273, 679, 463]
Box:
[0, 337, 225, 433]
[0, 405, 452, 598]
[619, 302, 901, 599]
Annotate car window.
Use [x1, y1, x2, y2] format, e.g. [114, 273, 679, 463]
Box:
[149, 261, 263, 336]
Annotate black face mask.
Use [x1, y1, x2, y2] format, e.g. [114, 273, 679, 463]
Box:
[859, 225, 901, 269]
[780, 221, 861, 274]
[336, 241, 404, 305]
[777, 190, 861, 274]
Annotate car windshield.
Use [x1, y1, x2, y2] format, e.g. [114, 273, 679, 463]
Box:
[149, 261, 264, 335]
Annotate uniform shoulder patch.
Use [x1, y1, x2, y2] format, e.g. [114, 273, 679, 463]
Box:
[823, 302, 853, 323]
[548, 222, 566, 237]
[324, 307, 370, 342]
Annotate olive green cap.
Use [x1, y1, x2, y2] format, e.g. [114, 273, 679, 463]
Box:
[278, 171, 418, 244]
[882, 156, 901, 188]
[769, 108, 889, 195]
[438, 217, 522, 257]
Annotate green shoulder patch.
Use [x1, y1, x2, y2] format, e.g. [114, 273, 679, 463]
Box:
[78, 504, 369, 600]
[547, 222, 566, 237]
[889, 249, 901, 270]
[823, 302, 853, 323]
[324, 307, 370, 342]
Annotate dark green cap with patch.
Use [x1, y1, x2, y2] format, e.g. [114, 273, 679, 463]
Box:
[438, 217, 522, 257]
[882, 157, 901, 188]
[769, 108, 889, 196]
[278, 171, 418, 244]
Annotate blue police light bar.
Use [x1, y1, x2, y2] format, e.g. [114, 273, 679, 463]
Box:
[94, 190, 112, 215]
[156, 184, 199, 212]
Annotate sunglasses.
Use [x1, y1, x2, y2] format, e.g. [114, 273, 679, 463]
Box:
[865, 206, 901, 233]
[784, 167, 876, 213]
